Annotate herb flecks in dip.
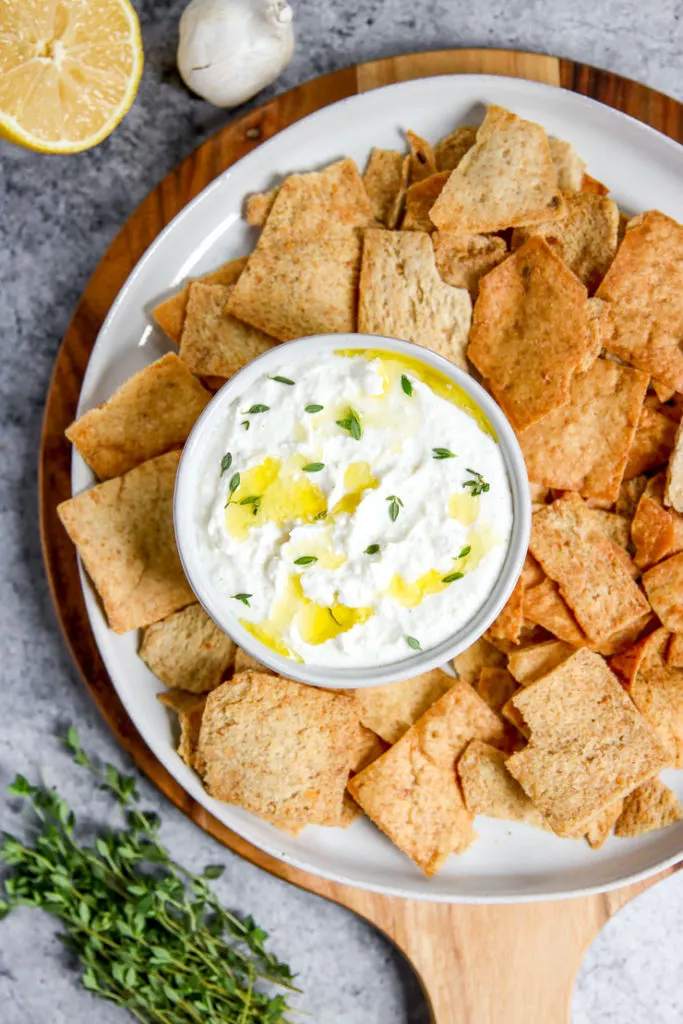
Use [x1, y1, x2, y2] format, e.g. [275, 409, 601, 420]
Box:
[196, 350, 512, 666]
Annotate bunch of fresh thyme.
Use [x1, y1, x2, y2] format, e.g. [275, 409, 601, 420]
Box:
[0, 729, 297, 1023]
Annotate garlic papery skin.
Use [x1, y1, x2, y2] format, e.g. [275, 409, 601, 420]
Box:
[178, 0, 294, 108]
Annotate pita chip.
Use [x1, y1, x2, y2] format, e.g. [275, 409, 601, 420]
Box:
[548, 137, 586, 192]
[523, 577, 589, 647]
[363, 148, 409, 228]
[623, 404, 677, 479]
[158, 689, 207, 770]
[614, 778, 683, 837]
[518, 358, 648, 503]
[624, 628, 683, 767]
[475, 666, 518, 713]
[140, 603, 236, 693]
[643, 553, 683, 632]
[617, 474, 649, 518]
[668, 634, 683, 668]
[664, 419, 683, 513]
[467, 237, 588, 430]
[432, 231, 508, 299]
[582, 174, 609, 196]
[347, 680, 506, 875]
[406, 129, 437, 183]
[452, 636, 506, 685]
[507, 639, 574, 686]
[585, 800, 624, 849]
[458, 740, 550, 829]
[632, 495, 676, 570]
[352, 667, 455, 745]
[152, 258, 247, 343]
[245, 188, 279, 227]
[234, 646, 272, 675]
[434, 125, 477, 171]
[506, 649, 671, 836]
[597, 210, 683, 392]
[402, 171, 449, 231]
[66, 353, 212, 480]
[57, 450, 194, 634]
[487, 577, 524, 645]
[511, 193, 619, 294]
[429, 105, 565, 233]
[358, 228, 472, 368]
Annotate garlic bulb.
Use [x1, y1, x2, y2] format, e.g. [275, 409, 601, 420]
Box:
[177, 0, 294, 108]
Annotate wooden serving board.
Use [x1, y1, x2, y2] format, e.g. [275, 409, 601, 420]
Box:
[40, 48, 683, 1023]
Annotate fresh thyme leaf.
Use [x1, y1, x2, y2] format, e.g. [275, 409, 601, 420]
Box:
[232, 593, 252, 606]
[386, 495, 403, 522]
[442, 571, 464, 583]
[463, 468, 490, 497]
[336, 407, 362, 440]
[224, 471, 241, 506]
[401, 374, 413, 396]
[328, 608, 341, 625]
[1, 730, 297, 1024]
[302, 463, 324, 472]
[364, 543, 380, 555]
[239, 494, 261, 504]
[220, 451, 232, 475]
[405, 635, 422, 651]
[269, 375, 295, 385]
[432, 447, 456, 459]
[456, 545, 471, 559]
[241, 420, 250, 430]
[246, 404, 270, 414]
[305, 404, 324, 413]
[294, 556, 318, 566]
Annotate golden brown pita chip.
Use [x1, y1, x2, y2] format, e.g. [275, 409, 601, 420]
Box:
[152, 259, 247, 343]
[350, 726, 388, 773]
[511, 193, 619, 294]
[521, 552, 545, 588]
[58, 450, 194, 634]
[458, 740, 550, 829]
[507, 640, 574, 685]
[468, 237, 588, 430]
[406, 129, 437, 183]
[434, 125, 477, 171]
[624, 628, 683, 767]
[66, 353, 212, 481]
[597, 210, 683, 392]
[623, 404, 677, 480]
[652, 380, 677, 404]
[548, 138, 586, 193]
[530, 494, 650, 646]
[401, 171, 449, 231]
[664, 418, 683, 514]
[487, 577, 524, 645]
[429, 105, 565, 233]
[363, 148, 409, 228]
[582, 174, 609, 196]
[452, 636, 506, 684]
[197, 671, 359, 829]
[580, 297, 612, 372]
[245, 188, 279, 227]
[668, 633, 683, 668]
[617, 474, 649, 518]
[518, 358, 647, 503]
[506, 648, 671, 836]
[475, 667, 518, 712]
[585, 800, 624, 849]
[352, 668, 455, 745]
[179, 282, 277, 380]
[140, 603, 236, 693]
[643, 553, 683, 632]
[227, 159, 375, 341]
[432, 231, 508, 299]
[614, 778, 682, 837]
[524, 577, 589, 647]
[234, 646, 272, 675]
[347, 680, 506, 875]
[158, 689, 207, 770]
[632, 495, 676, 570]
[358, 228, 472, 368]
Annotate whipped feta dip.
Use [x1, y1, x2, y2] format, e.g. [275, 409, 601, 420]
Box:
[194, 350, 513, 667]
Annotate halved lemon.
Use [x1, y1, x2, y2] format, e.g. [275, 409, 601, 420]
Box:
[0, 0, 143, 153]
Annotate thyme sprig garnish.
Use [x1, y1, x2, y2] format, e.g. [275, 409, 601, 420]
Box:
[405, 636, 421, 651]
[456, 545, 471, 559]
[239, 495, 262, 516]
[401, 375, 413, 397]
[305, 404, 323, 414]
[233, 593, 252, 606]
[241, 420, 250, 431]
[386, 495, 403, 522]
[441, 571, 464, 584]
[335, 408, 362, 440]
[0, 730, 297, 1024]
[463, 469, 490, 497]
[224, 472, 241, 507]
[269, 376, 295, 386]
[245, 404, 269, 415]
[294, 556, 317, 566]
[364, 544, 380, 555]
[432, 448, 456, 460]
[302, 463, 324, 473]
[220, 452, 232, 476]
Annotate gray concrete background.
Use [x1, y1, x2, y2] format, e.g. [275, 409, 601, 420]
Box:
[1, 1, 683, 1021]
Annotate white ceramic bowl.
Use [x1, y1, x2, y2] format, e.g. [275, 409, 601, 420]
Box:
[174, 333, 530, 688]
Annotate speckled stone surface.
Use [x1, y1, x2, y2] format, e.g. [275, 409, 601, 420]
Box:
[2, 1, 683, 1021]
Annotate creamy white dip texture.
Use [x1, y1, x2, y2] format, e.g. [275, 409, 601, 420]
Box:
[195, 350, 513, 667]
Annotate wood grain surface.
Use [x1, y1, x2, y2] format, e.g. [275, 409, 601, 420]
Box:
[40, 48, 683, 1024]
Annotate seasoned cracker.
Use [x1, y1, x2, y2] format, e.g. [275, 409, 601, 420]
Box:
[511, 193, 619, 294]
[140, 603, 236, 693]
[180, 282, 278, 380]
[402, 171, 449, 231]
[432, 231, 508, 299]
[458, 740, 549, 829]
[66, 353, 212, 480]
[614, 778, 682, 837]
[347, 680, 506, 875]
[197, 671, 359, 829]
[623, 404, 677, 480]
[57, 450, 194, 634]
[429, 105, 565, 233]
[475, 666, 518, 712]
[352, 667, 455, 745]
[530, 494, 650, 646]
[467, 237, 588, 430]
[597, 210, 683, 392]
[548, 137, 586, 193]
[434, 125, 477, 171]
[507, 640, 574, 686]
[452, 636, 506, 684]
[363, 148, 409, 228]
[152, 258, 247, 343]
[643, 553, 683, 632]
[406, 129, 437, 183]
[158, 689, 207, 770]
[358, 228, 472, 368]
[518, 358, 648, 503]
[506, 649, 671, 836]
[625, 628, 683, 767]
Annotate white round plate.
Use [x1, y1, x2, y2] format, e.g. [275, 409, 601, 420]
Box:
[72, 74, 683, 902]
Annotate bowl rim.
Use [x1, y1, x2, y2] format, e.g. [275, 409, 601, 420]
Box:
[174, 333, 531, 688]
